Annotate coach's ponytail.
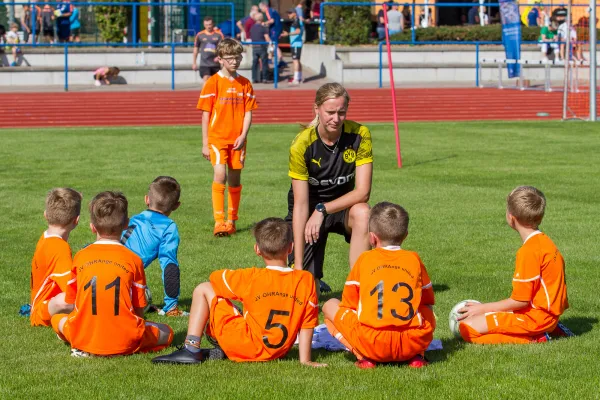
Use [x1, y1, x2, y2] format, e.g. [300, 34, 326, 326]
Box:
[303, 83, 351, 129]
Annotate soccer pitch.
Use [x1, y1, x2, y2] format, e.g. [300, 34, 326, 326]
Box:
[0, 122, 598, 399]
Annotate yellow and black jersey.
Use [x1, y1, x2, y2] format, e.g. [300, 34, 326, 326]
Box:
[287, 120, 373, 211]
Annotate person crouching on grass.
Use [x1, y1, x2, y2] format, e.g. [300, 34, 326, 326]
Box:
[197, 38, 258, 237]
[152, 217, 326, 367]
[94, 66, 120, 86]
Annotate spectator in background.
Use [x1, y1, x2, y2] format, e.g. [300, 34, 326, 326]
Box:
[41, 2, 55, 43]
[259, 1, 284, 68]
[402, 3, 411, 29]
[55, 0, 73, 43]
[311, 0, 321, 20]
[527, 5, 540, 27]
[558, 20, 583, 61]
[280, 8, 304, 84]
[539, 19, 559, 60]
[6, 23, 22, 67]
[237, 5, 259, 42]
[193, 16, 224, 83]
[295, 1, 305, 22]
[419, 7, 433, 28]
[540, 5, 550, 27]
[387, 4, 404, 35]
[250, 13, 270, 84]
[69, 3, 80, 42]
[467, 2, 479, 25]
[376, 4, 391, 40]
[552, 4, 568, 25]
[22, 4, 42, 44]
[481, 6, 489, 26]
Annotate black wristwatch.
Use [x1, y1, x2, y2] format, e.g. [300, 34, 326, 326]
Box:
[315, 203, 327, 216]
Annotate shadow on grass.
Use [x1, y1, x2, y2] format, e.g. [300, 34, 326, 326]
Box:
[319, 291, 342, 303]
[403, 155, 457, 168]
[560, 316, 598, 337]
[432, 283, 450, 293]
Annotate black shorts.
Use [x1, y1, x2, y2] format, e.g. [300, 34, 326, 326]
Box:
[199, 66, 220, 78]
[291, 47, 302, 60]
[71, 28, 80, 37]
[285, 209, 351, 280]
[43, 28, 53, 37]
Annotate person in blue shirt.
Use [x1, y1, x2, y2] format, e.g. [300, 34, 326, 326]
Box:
[121, 176, 187, 317]
[55, 0, 73, 43]
[527, 6, 540, 27]
[280, 9, 304, 84]
[259, 1, 285, 68]
[69, 5, 80, 42]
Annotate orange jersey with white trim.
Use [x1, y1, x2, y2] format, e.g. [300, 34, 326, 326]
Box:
[340, 247, 434, 330]
[30, 232, 73, 316]
[64, 241, 148, 355]
[209, 266, 318, 361]
[197, 72, 258, 144]
[511, 231, 568, 317]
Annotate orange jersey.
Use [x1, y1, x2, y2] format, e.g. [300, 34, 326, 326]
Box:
[30, 232, 73, 325]
[209, 266, 318, 361]
[341, 247, 434, 330]
[511, 231, 568, 317]
[197, 72, 258, 144]
[64, 240, 148, 355]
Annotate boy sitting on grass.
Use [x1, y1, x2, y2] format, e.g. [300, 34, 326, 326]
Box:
[152, 217, 326, 367]
[121, 176, 187, 316]
[52, 191, 173, 357]
[323, 202, 435, 369]
[30, 188, 81, 327]
[458, 186, 569, 344]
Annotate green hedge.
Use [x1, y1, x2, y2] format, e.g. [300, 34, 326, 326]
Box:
[95, 0, 131, 43]
[325, 0, 372, 45]
[390, 25, 543, 42]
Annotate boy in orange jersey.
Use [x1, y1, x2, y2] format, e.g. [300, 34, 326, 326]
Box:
[197, 38, 258, 237]
[152, 217, 326, 367]
[30, 188, 82, 327]
[457, 186, 569, 344]
[323, 202, 435, 369]
[51, 191, 173, 357]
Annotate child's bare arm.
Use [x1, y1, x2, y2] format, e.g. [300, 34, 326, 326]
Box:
[233, 111, 252, 150]
[457, 298, 528, 321]
[201, 111, 210, 160]
[298, 328, 327, 368]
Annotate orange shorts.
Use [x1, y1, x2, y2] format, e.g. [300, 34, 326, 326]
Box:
[30, 300, 52, 327]
[483, 308, 558, 336]
[51, 315, 173, 355]
[208, 297, 267, 362]
[209, 142, 246, 169]
[331, 305, 435, 363]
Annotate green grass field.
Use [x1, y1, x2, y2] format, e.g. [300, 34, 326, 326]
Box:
[1, 122, 598, 399]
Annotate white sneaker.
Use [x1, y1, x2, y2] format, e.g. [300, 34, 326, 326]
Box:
[71, 348, 92, 358]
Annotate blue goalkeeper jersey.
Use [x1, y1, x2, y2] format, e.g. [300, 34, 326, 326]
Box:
[121, 209, 180, 312]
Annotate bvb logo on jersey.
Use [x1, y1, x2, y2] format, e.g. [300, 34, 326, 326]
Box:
[343, 148, 357, 164]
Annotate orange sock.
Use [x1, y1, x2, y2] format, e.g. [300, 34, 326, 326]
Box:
[212, 182, 226, 223]
[325, 318, 366, 360]
[227, 185, 242, 221]
[459, 323, 532, 345]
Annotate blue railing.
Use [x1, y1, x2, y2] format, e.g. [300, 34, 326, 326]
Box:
[1, 41, 279, 91]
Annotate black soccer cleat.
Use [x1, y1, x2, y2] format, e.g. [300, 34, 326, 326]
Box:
[152, 346, 204, 365]
[201, 347, 227, 361]
[319, 280, 332, 293]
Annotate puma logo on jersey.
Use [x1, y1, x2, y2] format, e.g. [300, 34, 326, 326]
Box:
[311, 158, 322, 168]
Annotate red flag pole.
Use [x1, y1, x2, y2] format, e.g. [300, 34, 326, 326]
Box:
[383, 4, 402, 168]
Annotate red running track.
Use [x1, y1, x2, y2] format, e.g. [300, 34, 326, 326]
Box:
[0, 88, 565, 128]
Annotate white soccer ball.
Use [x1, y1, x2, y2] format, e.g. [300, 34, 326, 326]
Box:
[144, 287, 152, 313]
[448, 299, 481, 339]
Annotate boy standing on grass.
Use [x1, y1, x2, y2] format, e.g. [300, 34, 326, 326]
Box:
[52, 191, 173, 357]
[458, 186, 569, 344]
[30, 188, 81, 327]
[120, 176, 187, 317]
[152, 217, 326, 367]
[322, 202, 435, 369]
[197, 38, 258, 237]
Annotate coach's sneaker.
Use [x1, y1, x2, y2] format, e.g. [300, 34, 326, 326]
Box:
[152, 346, 204, 364]
[158, 306, 190, 317]
[319, 280, 332, 293]
[213, 222, 229, 237]
[71, 348, 92, 358]
[355, 358, 377, 369]
[407, 354, 429, 368]
[224, 221, 237, 236]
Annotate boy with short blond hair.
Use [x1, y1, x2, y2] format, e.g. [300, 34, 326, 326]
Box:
[30, 188, 81, 327]
[121, 176, 186, 316]
[458, 186, 569, 344]
[152, 217, 326, 367]
[52, 191, 173, 357]
[323, 202, 435, 369]
[197, 38, 258, 237]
